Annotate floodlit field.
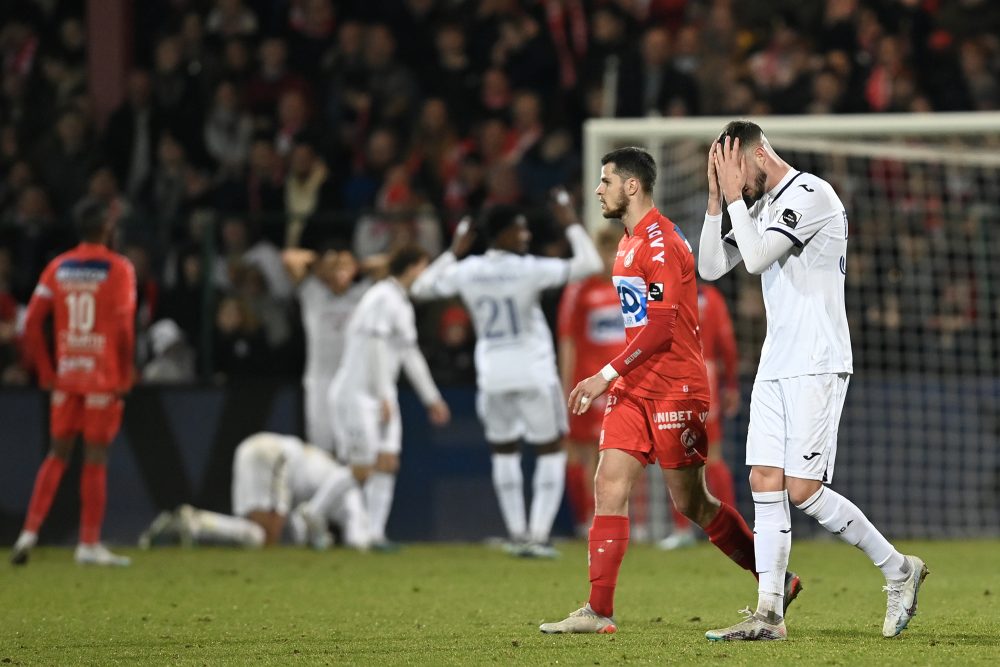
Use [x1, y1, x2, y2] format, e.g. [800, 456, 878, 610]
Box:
[1, 540, 997, 665]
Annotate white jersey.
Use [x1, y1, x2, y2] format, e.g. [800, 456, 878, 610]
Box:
[724, 170, 853, 380]
[298, 277, 368, 380]
[330, 278, 440, 404]
[413, 250, 570, 392]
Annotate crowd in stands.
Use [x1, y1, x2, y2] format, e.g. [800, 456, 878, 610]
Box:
[1, 0, 998, 385]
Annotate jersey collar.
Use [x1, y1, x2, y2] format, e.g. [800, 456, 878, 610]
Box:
[627, 207, 661, 238]
[765, 168, 799, 202]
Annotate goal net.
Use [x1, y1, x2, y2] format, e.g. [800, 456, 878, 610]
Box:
[585, 113, 1000, 540]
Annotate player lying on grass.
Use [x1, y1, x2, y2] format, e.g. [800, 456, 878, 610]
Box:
[139, 432, 370, 550]
[539, 147, 800, 635]
[699, 121, 927, 641]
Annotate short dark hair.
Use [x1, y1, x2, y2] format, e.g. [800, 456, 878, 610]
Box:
[73, 197, 108, 242]
[600, 147, 656, 193]
[717, 120, 764, 152]
[388, 243, 429, 277]
[480, 204, 524, 242]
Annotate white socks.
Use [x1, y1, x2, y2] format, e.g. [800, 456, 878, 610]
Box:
[306, 467, 355, 519]
[492, 453, 527, 541]
[190, 510, 265, 547]
[364, 471, 396, 544]
[528, 450, 567, 544]
[753, 490, 791, 620]
[796, 486, 909, 580]
[337, 486, 372, 549]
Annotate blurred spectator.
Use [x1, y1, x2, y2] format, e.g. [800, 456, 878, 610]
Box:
[425, 303, 476, 385]
[141, 133, 210, 244]
[0, 245, 26, 384]
[362, 24, 420, 128]
[85, 166, 133, 234]
[517, 129, 578, 205]
[238, 135, 285, 225]
[406, 98, 466, 209]
[215, 215, 292, 299]
[617, 26, 699, 117]
[287, 0, 337, 78]
[246, 37, 311, 118]
[424, 23, 479, 131]
[231, 262, 291, 351]
[204, 79, 254, 182]
[105, 70, 163, 198]
[491, 13, 559, 94]
[143, 318, 197, 383]
[342, 127, 398, 213]
[959, 37, 998, 110]
[284, 139, 340, 249]
[30, 108, 99, 211]
[273, 89, 311, 157]
[159, 244, 215, 353]
[205, 0, 258, 39]
[353, 165, 442, 260]
[212, 294, 268, 380]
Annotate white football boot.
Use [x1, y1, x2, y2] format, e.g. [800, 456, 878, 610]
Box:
[705, 607, 787, 641]
[75, 543, 131, 567]
[10, 531, 38, 565]
[540, 604, 617, 634]
[882, 555, 929, 638]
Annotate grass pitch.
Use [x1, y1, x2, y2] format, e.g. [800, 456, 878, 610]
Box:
[0, 539, 997, 665]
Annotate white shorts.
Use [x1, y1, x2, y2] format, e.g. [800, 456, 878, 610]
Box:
[231, 435, 292, 517]
[330, 392, 402, 466]
[746, 373, 850, 483]
[476, 380, 568, 445]
[303, 375, 336, 453]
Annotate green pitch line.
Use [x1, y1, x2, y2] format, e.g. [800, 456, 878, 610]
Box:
[1, 540, 997, 665]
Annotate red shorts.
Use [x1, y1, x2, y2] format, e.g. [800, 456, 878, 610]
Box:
[567, 394, 608, 443]
[599, 391, 709, 469]
[50, 391, 124, 445]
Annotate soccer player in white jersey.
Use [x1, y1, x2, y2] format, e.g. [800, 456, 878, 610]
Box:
[329, 244, 451, 550]
[411, 199, 603, 557]
[139, 432, 371, 550]
[283, 246, 369, 453]
[699, 121, 928, 641]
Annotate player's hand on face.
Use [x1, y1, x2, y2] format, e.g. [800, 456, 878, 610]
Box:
[427, 400, 451, 426]
[379, 399, 394, 424]
[568, 373, 611, 416]
[707, 142, 722, 203]
[450, 216, 476, 258]
[714, 136, 746, 204]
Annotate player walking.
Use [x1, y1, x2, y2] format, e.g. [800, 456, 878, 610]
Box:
[282, 246, 368, 453]
[659, 282, 740, 549]
[557, 226, 625, 536]
[329, 245, 450, 550]
[11, 199, 136, 566]
[540, 147, 798, 634]
[411, 198, 602, 557]
[139, 432, 371, 550]
[700, 122, 927, 640]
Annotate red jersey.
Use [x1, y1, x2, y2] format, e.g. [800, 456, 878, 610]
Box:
[23, 243, 137, 394]
[698, 283, 738, 396]
[611, 208, 709, 401]
[557, 275, 626, 385]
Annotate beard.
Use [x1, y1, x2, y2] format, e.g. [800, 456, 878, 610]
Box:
[601, 190, 628, 219]
[742, 168, 768, 207]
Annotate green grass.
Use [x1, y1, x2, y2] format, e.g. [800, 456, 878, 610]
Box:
[1, 540, 997, 665]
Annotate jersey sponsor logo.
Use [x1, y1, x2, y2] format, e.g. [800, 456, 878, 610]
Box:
[680, 428, 699, 454]
[780, 209, 802, 228]
[613, 276, 647, 328]
[802, 451, 821, 461]
[839, 255, 847, 275]
[798, 184, 815, 192]
[55, 259, 110, 284]
[623, 248, 635, 267]
[58, 355, 96, 374]
[648, 282, 664, 302]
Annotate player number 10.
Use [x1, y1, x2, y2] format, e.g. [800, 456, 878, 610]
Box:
[66, 292, 96, 334]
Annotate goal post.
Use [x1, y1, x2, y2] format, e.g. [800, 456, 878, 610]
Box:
[584, 112, 1000, 539]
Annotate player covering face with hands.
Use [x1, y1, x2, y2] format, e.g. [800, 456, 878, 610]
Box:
[540, 147, 800, 635]
[699, 121, 927, 641]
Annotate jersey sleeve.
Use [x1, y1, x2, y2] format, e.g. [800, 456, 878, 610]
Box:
[765, 181, 839, 248]
[22, 262, 57, 385]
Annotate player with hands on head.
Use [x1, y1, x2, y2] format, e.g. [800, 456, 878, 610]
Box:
[411, 191, 602, 558]
[328, 244, 450, 552]
[11, 198, 137, 567]
[700, 121, 927, 641]
[541, 147, 799, 635]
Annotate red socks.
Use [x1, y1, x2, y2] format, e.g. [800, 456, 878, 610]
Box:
[565, 462, 593, 528]
[24, 456, 68, 534]
[705, 502, 757, 577]
[588, 515, 630, 618]
[705, 459, 737, 507]
[79, 463, 107, 545]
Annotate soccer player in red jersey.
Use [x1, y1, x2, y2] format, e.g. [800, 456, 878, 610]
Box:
[557, 226, 626, 536]
[11, 198, 137, 567]
[541, 147, 798, 634]
[659, 282, 740, 549]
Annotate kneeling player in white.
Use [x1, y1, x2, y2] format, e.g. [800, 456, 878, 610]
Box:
[329, 244, 450, 550]
[411, 197, 602, 556]
[139, 432, 370, 550]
